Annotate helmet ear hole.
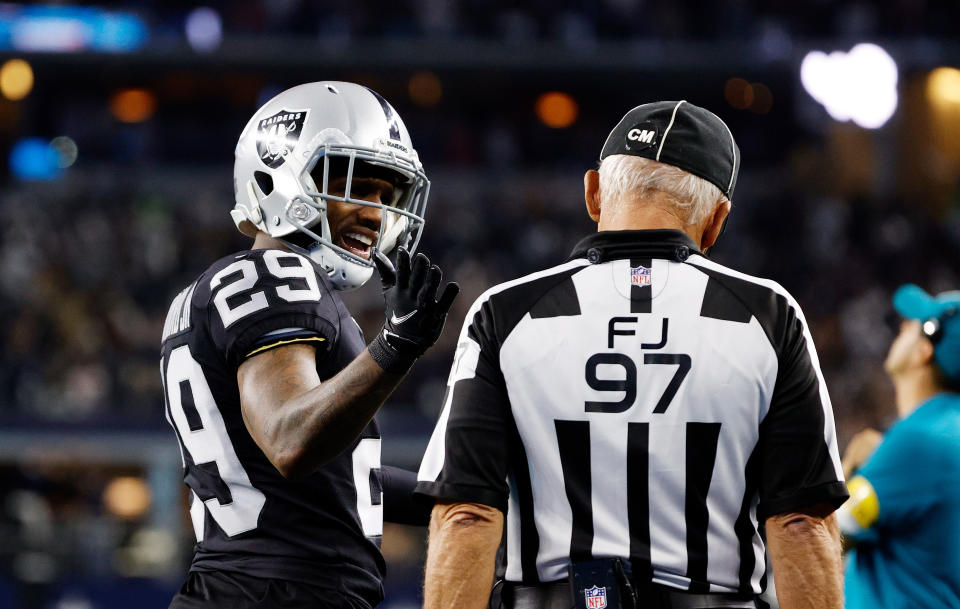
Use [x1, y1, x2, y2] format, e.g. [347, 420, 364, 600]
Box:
[254, 171, 274, 195]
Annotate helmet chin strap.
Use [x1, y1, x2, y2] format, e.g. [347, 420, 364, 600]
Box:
[311, 242, 375, 291]
[245, 180, 265, 226]
[279, 217, 380, 291]
[277, 235, 375, 291]
[278, 237, 330, 271]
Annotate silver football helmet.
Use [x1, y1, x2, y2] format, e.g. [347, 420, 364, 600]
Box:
[232, 81, 429, 290]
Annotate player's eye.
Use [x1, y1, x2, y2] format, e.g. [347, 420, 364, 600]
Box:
[350, 181, 374, 197]
[381, 184, 396, 204]
[326, 178, 348, 197]
[350, 180, 393, 202]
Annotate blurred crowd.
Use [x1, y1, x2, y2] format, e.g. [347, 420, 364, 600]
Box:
[92, 0, 960, 42]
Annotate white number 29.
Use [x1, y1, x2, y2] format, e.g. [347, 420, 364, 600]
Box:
[164, 345, 384, 541]
[210, 251, 321, 328]
[163, 344, 266, 538]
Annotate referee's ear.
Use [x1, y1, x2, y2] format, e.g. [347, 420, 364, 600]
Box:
[584, 169, 602, 223]
[700, 198, 732, 250]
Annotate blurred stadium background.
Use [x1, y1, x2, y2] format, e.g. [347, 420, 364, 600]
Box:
[1, 1, 960, 607]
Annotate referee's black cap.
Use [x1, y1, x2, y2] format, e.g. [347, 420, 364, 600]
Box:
[600, 100, 740, 200]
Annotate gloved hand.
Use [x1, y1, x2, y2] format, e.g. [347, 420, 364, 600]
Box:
[368, 247, 459, 374]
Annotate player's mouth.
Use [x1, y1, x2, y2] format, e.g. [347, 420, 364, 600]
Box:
[338, 229, 378, 259]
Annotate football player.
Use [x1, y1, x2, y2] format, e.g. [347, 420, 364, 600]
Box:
[160, 81, 458, 609]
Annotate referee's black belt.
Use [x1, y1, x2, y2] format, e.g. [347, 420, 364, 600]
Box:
[506, 581, 761, 609]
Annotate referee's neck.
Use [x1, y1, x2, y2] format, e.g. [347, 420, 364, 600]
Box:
[596, 197, 700, 239]
[584, 174, 730, 250]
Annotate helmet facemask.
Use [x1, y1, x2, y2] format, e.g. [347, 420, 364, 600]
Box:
[279, 142, 430, 290]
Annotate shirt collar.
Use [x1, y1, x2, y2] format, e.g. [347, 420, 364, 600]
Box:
[568, 229, 702, 264]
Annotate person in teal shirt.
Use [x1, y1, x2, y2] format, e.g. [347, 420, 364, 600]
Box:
[839, 284, 960, 608]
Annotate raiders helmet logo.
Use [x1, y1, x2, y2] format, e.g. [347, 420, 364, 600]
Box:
[256, 109, 309, 168]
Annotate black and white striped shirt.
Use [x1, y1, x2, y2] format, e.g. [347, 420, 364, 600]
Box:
[415, 230, 848, 594]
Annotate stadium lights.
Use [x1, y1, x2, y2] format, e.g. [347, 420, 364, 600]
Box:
[109, 88, 157, 123]
[409, 71, 443, 108]
[8, 135, 78, 180]
[10, 137, 61, 181]
[927, 67, 960, 106]
[185, 7, 223, 53]
[800, 43, 898, 129]
[103, 476, 152, 520]
[4, 5, 148, 52]
[0, 58, 33, 100]
[50, 136, 78, 168]
[724, 78, 773, 114]
[536, 91, 578, 128]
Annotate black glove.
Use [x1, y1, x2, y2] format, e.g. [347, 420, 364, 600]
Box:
[368, 247, 460, 374]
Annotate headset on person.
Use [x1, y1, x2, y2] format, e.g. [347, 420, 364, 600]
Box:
[922, 307, 958, 344]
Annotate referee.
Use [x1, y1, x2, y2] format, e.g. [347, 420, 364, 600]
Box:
[416, 101, 849, 609]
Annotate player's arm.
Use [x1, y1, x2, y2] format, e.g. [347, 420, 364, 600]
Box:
[238, 249, 458, 479]
[836, 428, 883, 550]
[423, 500, 503, 609]
[239, 344, 397, 478]
[836, 474, 879, 551]
[841, 428, 883, 480]
[766, 503, 844, 609]
[836, 421, 937, 550]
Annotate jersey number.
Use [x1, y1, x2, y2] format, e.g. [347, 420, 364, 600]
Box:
[163, 344, 384, 540]
[163, 344, 266, 538]
[352, 438, 383, 538]
[585, 352, 691, 414]
[210, 251, 321, 328]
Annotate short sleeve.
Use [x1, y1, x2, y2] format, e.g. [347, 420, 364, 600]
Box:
[756, 301, 849, 520]
[202, 250, 339, 370]
[415, 298, 514, 513]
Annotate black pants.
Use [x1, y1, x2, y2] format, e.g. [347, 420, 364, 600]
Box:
[169, 570, 371, 609]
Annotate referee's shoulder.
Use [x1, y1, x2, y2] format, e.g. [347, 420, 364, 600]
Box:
[684, 254, 793, 299]
[459, 258, 590, 339]
[469, 259, 588, 311]
[683, 254, 811, 350]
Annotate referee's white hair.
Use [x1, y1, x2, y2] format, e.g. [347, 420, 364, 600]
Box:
[598, 155, 727, 225]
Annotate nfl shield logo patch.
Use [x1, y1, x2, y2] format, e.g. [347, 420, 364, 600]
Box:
[630, 265, 651, 287]
[584, 585, 607, 609]
[256, 108, 308, 168]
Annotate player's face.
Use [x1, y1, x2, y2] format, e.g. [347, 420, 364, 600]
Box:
[884, 319, 926, 375]
[324, 176, 395, 260]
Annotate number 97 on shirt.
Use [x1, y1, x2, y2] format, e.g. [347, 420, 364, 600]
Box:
[584, 316, 690, 415]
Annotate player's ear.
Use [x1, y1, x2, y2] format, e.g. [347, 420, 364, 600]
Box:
[700, 198, 731, 250]
[584, 169, 601, 223]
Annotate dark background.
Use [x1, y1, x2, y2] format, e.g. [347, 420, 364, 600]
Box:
[1, 1, 959, 607]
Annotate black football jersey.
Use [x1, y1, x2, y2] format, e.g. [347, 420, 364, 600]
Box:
[160, 248, 384, 608]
